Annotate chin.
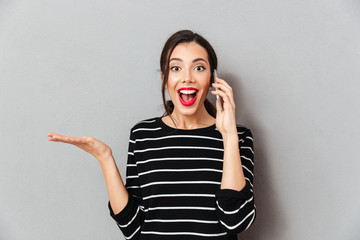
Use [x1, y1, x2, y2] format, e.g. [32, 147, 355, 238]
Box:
[173, 102, 203, 117]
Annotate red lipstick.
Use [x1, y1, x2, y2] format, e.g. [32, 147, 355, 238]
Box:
[177, 87, 198, 107]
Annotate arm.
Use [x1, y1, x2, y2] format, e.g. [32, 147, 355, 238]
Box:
[211, 77, 247, 191]
[221, 132, 246, 191]
[107, 129, 144, 240]
[211, 78, 256, 233]
[47, 131, 143, 239]
[98, 153, 129, 214]
[47, 132, 129, 214]
[216, 128, 256, 234]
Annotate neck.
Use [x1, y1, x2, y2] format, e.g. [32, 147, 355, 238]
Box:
[169, 106, 215, 130]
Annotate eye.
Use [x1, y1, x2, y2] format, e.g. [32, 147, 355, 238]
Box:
[194, 66, 205, 71]
[170, 66, 181, 71]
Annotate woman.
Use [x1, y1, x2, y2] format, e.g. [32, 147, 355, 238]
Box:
[48, 30, 256, 240]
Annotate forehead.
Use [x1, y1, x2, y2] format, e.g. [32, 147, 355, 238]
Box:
[170, 42, 208, 60]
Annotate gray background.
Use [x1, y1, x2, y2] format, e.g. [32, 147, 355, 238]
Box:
[1, 0, 359, 239]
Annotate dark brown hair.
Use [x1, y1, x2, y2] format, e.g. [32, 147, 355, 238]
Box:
[160, 30, 218, 118]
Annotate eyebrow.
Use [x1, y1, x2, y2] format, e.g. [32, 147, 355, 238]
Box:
[169, 58, 208, 64]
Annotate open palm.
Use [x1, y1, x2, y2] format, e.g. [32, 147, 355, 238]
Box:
[47, 133, 111, 160]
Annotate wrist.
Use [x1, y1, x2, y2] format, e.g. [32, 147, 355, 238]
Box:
[222, 133, 239, 147]
[222, 132, 238, 140]
[97, 150, 114, 165]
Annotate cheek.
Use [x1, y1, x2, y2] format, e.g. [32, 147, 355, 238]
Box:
[167, 74, 181, 89]
[200, 76, 211, 90]
[166, 79, 177, 96]
[168, 73, 181, 83]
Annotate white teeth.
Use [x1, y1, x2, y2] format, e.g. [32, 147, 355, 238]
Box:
[179, 89, 197, 94]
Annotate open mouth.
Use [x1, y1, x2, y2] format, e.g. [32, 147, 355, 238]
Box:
[177, 87, 199, 106]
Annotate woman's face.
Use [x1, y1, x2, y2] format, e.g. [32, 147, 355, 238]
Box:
[165, 41, 212, 117]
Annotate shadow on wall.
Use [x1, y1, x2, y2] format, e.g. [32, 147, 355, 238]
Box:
[219, 73, 286, 240]
[238, 120, 284, 240]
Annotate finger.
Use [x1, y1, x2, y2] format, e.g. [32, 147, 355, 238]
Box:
[214, 77, 232, 90]
[212, 83, 235, 106]
[212, 82, 233, 99]
[215, 94, 228, 113]
[47, 132, 57, 137]
[215, 97, 223, 114]
[47, 132, 64, 142]
[47, 133, 80, 144]
[212, 92, 235, 114]
[211, 88, 234, 108]
[213, 78, 233, 94]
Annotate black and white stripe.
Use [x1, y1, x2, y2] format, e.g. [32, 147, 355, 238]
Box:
[109, 117, 256, 240]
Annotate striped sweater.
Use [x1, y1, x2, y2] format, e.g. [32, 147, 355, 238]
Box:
[108, 117, 256, 240]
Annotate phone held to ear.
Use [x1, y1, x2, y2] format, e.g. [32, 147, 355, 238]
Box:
[214, 69, 223, 112]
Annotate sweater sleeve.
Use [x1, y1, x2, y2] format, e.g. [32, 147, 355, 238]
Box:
[108, 129, 144, 240]
[215, 128, 256, 234]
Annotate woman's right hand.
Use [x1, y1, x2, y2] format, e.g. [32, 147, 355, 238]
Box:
[47, 132, 112, 161]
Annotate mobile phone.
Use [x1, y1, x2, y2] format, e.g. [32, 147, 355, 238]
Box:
[214, 69, 223, 112]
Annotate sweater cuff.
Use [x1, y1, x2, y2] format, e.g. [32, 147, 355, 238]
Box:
[215, 181, 252, 200]
[108, 195, 137, 224]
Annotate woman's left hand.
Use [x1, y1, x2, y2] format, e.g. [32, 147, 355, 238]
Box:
[211, 78, 238, 136]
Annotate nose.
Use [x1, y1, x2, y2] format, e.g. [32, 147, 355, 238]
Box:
[182, 69, 194, 84]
